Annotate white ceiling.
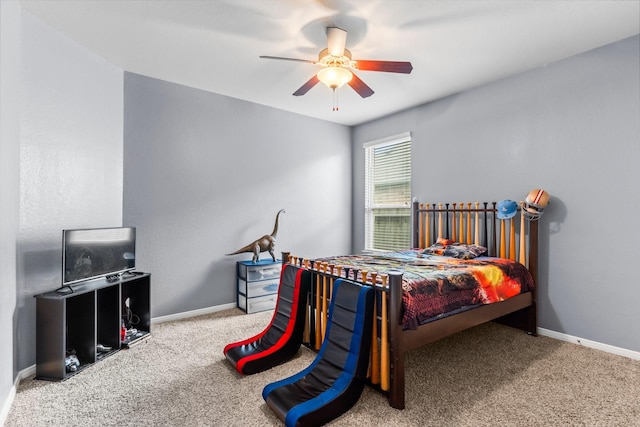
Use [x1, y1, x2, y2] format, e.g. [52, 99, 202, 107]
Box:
[20, 0, 640, 126]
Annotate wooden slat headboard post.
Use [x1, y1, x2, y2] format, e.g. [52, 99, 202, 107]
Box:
[411, 200, 419, 248]
[528, 220, 539, 291]
[483, 202, 489, 248]
[452, 203, 457, 242]
[491, 202, 498, 257]
[473, 204, 478, 246]
[445, 203, 450, 238]
[437, 203, 443, 239]
[527, 219, 539, 335]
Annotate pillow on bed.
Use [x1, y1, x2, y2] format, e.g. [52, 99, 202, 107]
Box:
[422, 237, 488, 259]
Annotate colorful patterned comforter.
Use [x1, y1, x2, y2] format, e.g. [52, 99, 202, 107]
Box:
[315, 250, 535, 329]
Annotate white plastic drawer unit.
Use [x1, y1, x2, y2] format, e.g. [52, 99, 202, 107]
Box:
[236, 259, 281, 314]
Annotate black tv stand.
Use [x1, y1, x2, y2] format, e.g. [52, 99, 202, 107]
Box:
[35, 273, 151, 381]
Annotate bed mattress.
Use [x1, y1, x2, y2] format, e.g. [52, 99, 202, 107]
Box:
[315, 249, 535, 329]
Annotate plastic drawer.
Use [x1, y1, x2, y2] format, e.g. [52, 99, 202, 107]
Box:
[238, 278, 279, 298]
[237, 262, 281, 281]
[238, 293, 277, 314]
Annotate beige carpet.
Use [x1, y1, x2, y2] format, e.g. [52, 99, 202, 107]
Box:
[6, 308, 640, 426]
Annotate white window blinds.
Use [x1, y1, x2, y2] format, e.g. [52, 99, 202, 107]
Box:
[364, 132, 412, 251]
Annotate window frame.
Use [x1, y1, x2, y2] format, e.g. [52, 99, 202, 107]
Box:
[363, 131, 412, 252]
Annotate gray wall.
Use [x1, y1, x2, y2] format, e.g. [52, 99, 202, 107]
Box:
[5, 6, 638, 403]
[123, 73, 352, 317]
[352, 35, 640, 352]
[16, 11, 124, 370]
[0, 0, 21, 421]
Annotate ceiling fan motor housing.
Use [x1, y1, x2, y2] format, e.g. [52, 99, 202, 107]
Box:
[317, 48, 353, 68]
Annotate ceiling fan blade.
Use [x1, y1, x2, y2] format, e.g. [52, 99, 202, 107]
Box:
[348, 73, 374, 98]
[326, 27, 347, 56]
[353, 60, 413, 74]
[293, 75, 320, 96]
[259, 55, 317, 64]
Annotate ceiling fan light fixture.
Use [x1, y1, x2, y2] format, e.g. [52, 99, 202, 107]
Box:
[317, 66, 353, 89]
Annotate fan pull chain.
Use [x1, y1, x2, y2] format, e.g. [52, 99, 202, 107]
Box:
[332, 88, 339, 111]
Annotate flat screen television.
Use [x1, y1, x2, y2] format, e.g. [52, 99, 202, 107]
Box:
[62, 227, 136, 286]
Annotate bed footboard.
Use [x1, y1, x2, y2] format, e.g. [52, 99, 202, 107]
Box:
[282, 253, 406, 407]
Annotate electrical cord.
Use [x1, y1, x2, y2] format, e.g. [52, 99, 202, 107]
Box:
[124, 306, 140, 329]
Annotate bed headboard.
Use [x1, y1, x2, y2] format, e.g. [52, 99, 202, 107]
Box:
[411, 200, 538, 283]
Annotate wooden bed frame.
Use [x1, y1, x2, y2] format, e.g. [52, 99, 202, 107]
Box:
[284, 199, 538, 410]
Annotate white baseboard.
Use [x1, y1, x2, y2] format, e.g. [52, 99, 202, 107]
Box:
[0, 364, 33, 427]
[17, 365, 36, 382]
[150, 302, 237, 324]
[0, 378, 17, 427]
[538, 328, 640, 361]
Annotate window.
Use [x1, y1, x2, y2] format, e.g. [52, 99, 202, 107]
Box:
[364, 132, 412, 251]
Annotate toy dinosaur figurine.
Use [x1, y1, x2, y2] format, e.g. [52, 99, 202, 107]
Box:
[226, 209, 285, 263]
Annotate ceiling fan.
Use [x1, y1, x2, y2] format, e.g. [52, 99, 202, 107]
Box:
[260, 27, 413, 109]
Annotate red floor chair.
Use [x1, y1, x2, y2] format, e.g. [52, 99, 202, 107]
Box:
[224, 264, 311, 375]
